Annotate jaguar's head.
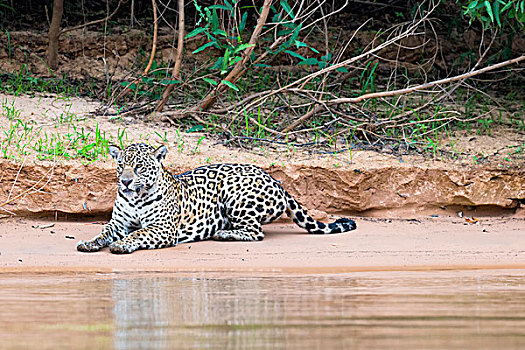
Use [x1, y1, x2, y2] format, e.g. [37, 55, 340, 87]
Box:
[108, 143, 167, 196]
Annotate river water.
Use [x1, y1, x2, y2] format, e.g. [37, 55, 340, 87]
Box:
[1, 269, 525, 349]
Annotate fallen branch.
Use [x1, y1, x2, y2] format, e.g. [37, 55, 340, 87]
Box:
[7, 156, 27, 204]
[0, 164, 57, 209]
[189, 0, 273, 114]
[60, 0, 123, 35]
[284, 54, 525, 132]
[282, 104, 325, 133]
[328, 55, 525, 105]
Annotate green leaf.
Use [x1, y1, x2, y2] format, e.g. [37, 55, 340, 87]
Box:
[119, 81, 137, 90]
[288, 23, 302, 45]
[193, 41, 216, 54]
[294, 40, 308, 48]
[185, 27, 206, 39]
[202, 77, 218, 86]
[277, 29, 293, 36]
[335, 66, 349, 73]
[160, 79, 180, 85]
[209, 5, 230, 11]
[230, 56, 242, 66]
[298, 57, 318, 65]
[321, 53, 332, 61]
[186, 125, 204, 133]
[0, 3, 14, 12]
[239, 12, 248, 32]
[233, 43, 255, 54]
[213, 29, 228, 37]
[485, 1, 494, 22]
[221, 80, 240, 91]
[222, 48, 231, 72]
[211, 9, 219, 31]
[281, 22, 296, 29]
[501, 1, 513, 11]
[467, 0, 478, 10]
[223, 0, 233, 11]
[150, 60, 158, 71]
[284, 50, 306, 60]
[211, 57, 224, 70]
[493, 1, 501, 26]
[280, 0, 295, 19]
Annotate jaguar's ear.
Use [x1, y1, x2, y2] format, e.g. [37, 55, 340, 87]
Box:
[154, 145, 168, 162]
[108, 145, 121, 161]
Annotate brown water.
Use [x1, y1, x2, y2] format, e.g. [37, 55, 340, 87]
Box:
[1, 270, 525, 349]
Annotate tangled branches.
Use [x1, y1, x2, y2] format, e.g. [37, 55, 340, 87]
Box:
[104, 0, 524, 152]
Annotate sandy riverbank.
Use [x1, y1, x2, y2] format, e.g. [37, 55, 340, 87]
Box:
[1, 216, 523, 274]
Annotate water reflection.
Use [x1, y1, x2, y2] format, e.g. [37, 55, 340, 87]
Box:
[1, 271, 525, 349]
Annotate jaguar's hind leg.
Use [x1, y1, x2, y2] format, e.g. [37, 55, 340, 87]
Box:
[212, 218, 264, 241]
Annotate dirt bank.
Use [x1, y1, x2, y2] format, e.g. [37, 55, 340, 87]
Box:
[1, 157, 524, 219]
[0, 217, 524, 273]
[1, 93, 524, 218]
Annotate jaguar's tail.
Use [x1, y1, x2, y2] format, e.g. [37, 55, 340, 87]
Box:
[284, 191, 356, 234]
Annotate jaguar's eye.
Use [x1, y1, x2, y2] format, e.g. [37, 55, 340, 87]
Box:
[135, 164, 143, 170]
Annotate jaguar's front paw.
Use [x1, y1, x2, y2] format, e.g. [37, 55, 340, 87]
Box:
[212, 231, 235, 241]
[109, 241, 137, 254]
[77, 240, 103, 252]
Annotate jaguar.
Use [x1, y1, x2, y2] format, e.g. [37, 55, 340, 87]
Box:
[77, 143, 356, 254]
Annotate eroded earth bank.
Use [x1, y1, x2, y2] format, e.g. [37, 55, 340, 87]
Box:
[0, 94, 524, 272]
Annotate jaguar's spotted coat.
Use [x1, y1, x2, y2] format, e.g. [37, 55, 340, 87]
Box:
[77, 143, 356, 254]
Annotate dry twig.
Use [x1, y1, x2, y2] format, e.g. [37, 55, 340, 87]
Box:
[155, 0, 185, 113]
[327, 55, 525, 105]
[282, 54, 524, 132]
[60, 0, 124, 35]
[113, 0, 158, 102]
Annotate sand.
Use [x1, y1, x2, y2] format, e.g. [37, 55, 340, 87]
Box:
[0, 216, 523, 274]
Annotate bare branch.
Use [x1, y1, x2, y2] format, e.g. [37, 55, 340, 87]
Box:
[60, 0, 123, 35]
[113, 0, 159, 102]
[190, 0, 274, 114]
[155, 0, 185, 113]
[328, 55, 525, 105]
[143, 0, 159, 75]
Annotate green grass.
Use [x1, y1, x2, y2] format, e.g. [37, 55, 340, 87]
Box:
[0, 65, 97, 98]
[0, 102, 127, 162]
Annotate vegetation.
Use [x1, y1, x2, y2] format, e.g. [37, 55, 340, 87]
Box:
[0, 0, 523, 162]
[1, 97, 118, 162]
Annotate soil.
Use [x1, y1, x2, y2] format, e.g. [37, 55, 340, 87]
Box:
[0, 92, 524, 219]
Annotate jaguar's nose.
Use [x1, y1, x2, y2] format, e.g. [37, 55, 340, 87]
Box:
[121, 178, 132, 188]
